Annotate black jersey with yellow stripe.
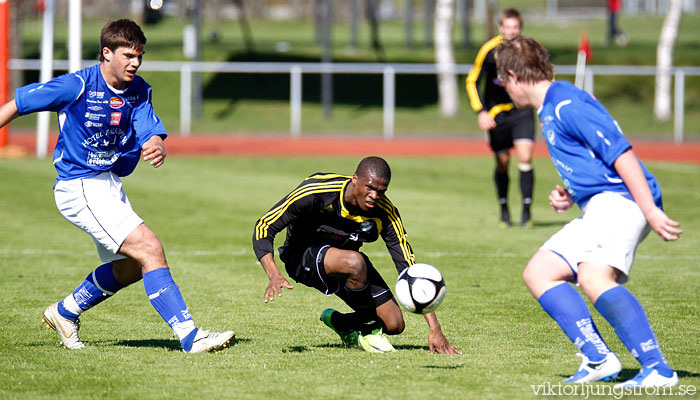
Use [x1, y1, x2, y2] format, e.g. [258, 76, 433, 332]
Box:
[253, 173, 415, 273]
[465, 35, 517, 119]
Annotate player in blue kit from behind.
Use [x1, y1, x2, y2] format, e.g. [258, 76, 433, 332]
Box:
[0, 19, 233, 353]
[496, 36, 682, 388]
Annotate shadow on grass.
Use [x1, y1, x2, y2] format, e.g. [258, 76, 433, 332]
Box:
[556, 367, 700, 382]
[531, 220, 567, 228]
[422, 365, 464, 370]
[114, 337, 247, 351]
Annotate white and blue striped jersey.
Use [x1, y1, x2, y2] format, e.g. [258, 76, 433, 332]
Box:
[15, 64, 167, 181]
[539, 81, 662, 208]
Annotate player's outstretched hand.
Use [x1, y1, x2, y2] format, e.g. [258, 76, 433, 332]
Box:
[428, 330, 462, 355]
[646, 207, 682, 241]
[549, 185, 573, 213]
[264, 275, 293, 303]
[142, 135, 166, 168]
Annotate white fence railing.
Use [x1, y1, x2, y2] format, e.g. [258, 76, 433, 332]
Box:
[9, 59, 700, 145]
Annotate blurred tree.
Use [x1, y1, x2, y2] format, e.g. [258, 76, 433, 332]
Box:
[435, 0, 458, 117]
[654, 0, 681, 122]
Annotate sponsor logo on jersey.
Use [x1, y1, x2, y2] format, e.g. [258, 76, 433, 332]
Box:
[88, 91, 105, 99]
[82, 131, 105, 148]
[87, 149, 119, 166]
[547, 129, 556, 145]
[554, 158, 573, 175]
[125, 95, 140, 102]
[88, 105, 103, 111]
[84, 121, 104, 128]
[110, 112, 122, 125]
[86, 99, 107, 104]
[109, 97, 125, 109]
[84, 112, 106, 121]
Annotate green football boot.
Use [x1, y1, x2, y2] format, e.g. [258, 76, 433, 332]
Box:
[358, 328, 395, 353]
[320, 308, 359, 348]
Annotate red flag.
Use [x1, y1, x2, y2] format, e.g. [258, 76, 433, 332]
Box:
[578, 30, 593, 62]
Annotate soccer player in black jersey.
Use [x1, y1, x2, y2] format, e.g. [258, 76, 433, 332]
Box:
[466, 8, 536, 228]
[252, 157, 460, 354]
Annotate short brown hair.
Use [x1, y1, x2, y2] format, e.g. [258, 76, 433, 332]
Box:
[99, 19, 146, 62]
[496, 36, 554, 84]
[499, 8, 522, 29]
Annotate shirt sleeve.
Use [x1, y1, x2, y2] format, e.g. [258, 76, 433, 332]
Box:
[557, 96, 632, 167]
[377, 197, 415, 274]
[131, 86, 167, 147]
[252, 187, 317, 260]
[465, 46, 490, 113]
[15, 73, 84, 115]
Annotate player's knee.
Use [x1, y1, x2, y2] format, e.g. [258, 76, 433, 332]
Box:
[341, 252, 368, 282]
[382, 313, 405, 335]
[522, 262, 541, 288]
[518, 162, 533, 172]
[122, 224, 166, 265]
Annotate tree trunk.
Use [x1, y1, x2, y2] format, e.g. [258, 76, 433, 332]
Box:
[654, 0, 682, 121]
[435, 0, 459, 118]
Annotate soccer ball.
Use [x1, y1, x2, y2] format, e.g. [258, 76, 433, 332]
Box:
[395, 263, 446, 314]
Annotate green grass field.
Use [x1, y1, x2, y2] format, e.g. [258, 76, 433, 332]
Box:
[1, 155, 699, 399]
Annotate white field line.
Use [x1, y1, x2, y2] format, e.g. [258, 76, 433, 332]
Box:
[0, 248, 698, 261]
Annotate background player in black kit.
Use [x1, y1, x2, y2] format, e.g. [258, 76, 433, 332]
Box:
[466, 8, 536, 228]
[253, 156, 460, 354]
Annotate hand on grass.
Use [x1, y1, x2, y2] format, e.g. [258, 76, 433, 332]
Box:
[264, 275, 293, 303]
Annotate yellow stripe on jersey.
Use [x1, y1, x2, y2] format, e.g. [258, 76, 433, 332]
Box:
[489, 103, 515, 119]
[304, 173, 350, 181]
[466, 35, 503, 113]
[255, 180, 345, 240]
[377, 197, 415, 266]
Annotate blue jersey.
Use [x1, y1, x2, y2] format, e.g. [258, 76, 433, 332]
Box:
[539, 81, 662, 208]
[15, 64, 167, 181]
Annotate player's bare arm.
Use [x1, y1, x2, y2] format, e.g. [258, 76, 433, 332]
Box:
[0, 99, 19, 129]
[142, 135, 166, 168]
[424, 312, 462, 354]
[614, 149, 682, 241]
[259, 253, 293, 303]
[549, 185, 573, 213]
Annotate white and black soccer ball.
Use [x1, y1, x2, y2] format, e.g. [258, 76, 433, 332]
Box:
[395, 263, 446, 314]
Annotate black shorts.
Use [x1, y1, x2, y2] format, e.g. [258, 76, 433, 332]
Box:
[488, 108, 536, 153]
[281, 244, 395, 310]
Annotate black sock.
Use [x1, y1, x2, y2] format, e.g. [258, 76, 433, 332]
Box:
[341, 284, 380, 334]
[330, 311, 361, 332]
[520, 169, 534, 204]
[494, 169, 509, 203]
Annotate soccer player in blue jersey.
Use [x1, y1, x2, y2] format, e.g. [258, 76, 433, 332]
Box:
[0, 19, 234, 353]
[496, 36, 682, 388]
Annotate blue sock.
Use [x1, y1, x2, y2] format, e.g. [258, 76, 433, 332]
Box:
[143, 268, 197, 351]
[538, 282, 611, 362]
[595, 286, 673, 376]
[57, 263, 125, 322]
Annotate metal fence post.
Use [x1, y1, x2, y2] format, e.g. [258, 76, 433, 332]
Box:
[290, 65, 302, 138]
[674, 67, 684, 143]
[180, 63, 192, 136]
[383, 66, 395, 140]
